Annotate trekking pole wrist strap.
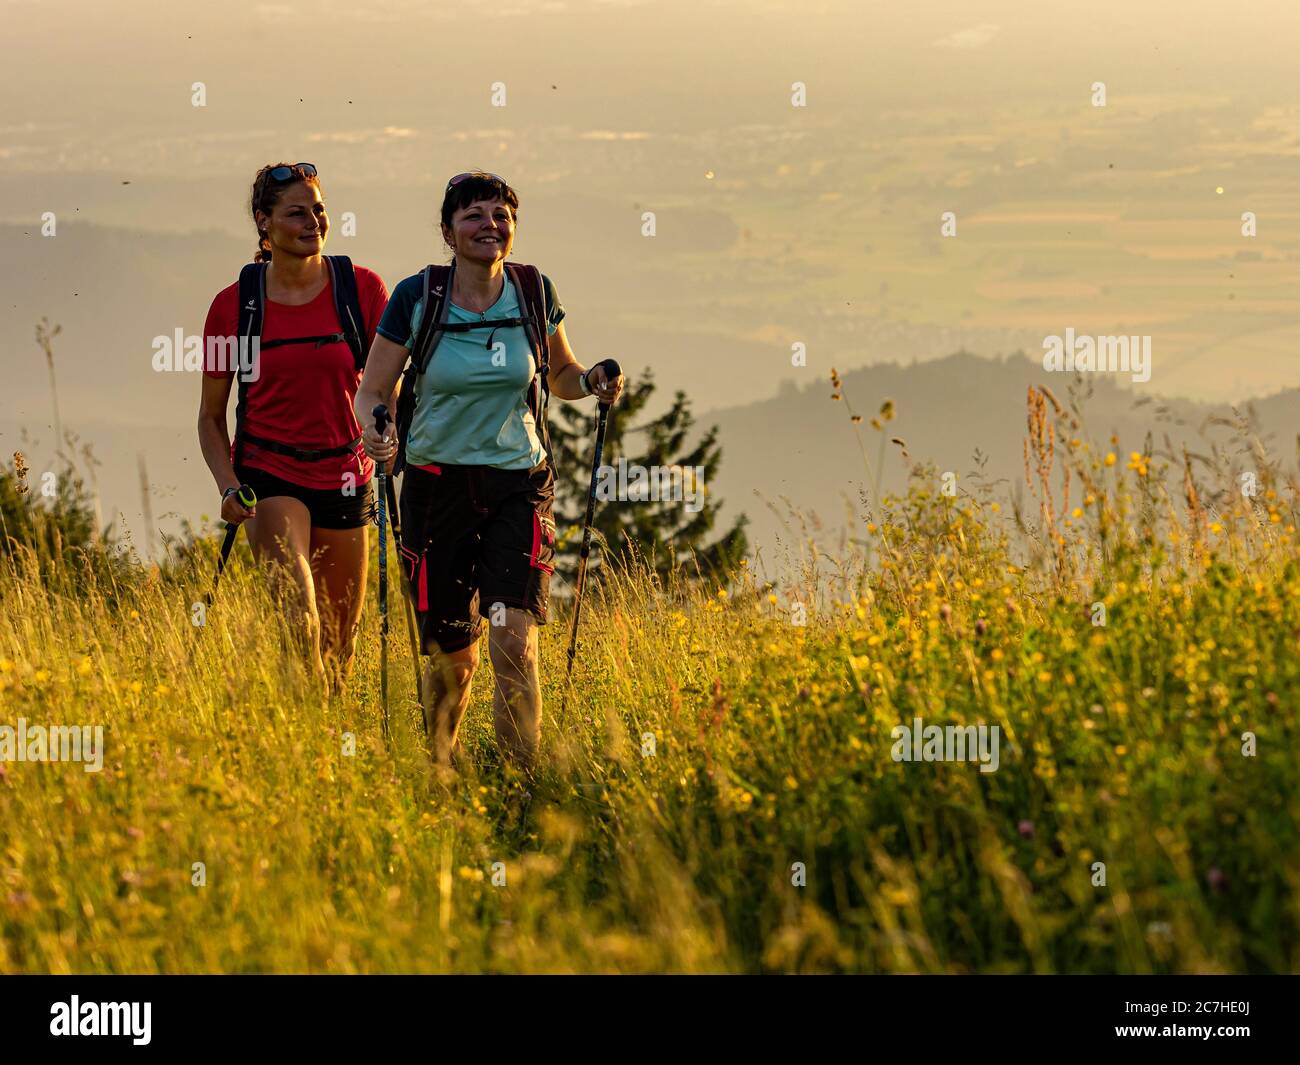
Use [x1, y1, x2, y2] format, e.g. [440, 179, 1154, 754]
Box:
[578, 367, 593, 396]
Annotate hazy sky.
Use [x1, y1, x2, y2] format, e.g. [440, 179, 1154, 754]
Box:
[3, 0, 1299, 551]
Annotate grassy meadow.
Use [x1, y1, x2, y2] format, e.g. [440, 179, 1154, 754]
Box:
[1, 385, 1298, 974]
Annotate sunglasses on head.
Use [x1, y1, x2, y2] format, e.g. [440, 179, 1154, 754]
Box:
[268, 162, 317, 182]
[446, 170, 504, 192]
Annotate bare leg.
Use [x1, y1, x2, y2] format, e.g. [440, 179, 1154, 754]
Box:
[244, 496, 324, 685]
[487, 608, 541, 775]
[309, 524, 369, 693]
[424, 639, 478, 771]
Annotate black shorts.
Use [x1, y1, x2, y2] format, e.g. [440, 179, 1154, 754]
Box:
[233, 463, 376, 530]
[398, 460, 556, 654]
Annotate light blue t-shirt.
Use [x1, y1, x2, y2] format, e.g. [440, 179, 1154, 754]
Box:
[376, 270, 564, 469]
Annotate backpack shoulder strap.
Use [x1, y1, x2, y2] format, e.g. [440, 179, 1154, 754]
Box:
[504, 262, 554, 468]
[326, 255, 368, 371]
[393, 262, 453, 477]
[410, 262, 454, 374]
[503, 262, 549, 373]
[233, 262, 268, 464]
[237, 261, 265, 355]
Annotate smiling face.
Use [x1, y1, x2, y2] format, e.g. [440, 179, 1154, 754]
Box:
[442, 197, 515, 266]
[257, 180, 328, 258]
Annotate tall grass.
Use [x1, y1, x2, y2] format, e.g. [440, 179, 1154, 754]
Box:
[0, 387, 1297, 973]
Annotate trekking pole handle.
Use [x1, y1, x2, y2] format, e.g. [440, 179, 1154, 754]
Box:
[223, 483, 258, 511]
[594, 359, 621, 410]
[372, 404, 390, 436]
[209, 485, 257, 606]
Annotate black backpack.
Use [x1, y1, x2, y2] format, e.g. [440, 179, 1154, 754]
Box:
[233, 254, 368, 465]
[392, 260, 552, 476]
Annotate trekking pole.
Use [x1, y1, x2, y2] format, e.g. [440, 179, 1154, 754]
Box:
[207, 484, 257, 606]
[565, 360, 621, 688]
[373, 404, 392, 744]
[385, 474, 427, 735]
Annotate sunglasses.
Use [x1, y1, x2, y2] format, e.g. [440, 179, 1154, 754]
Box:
[269, 162, 317, 182]
[446, 170, 504, 191]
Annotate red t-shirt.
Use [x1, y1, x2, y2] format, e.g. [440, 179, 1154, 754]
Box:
[203, 263, 389, 489]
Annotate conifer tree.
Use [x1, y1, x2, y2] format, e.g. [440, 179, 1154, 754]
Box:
[547, 368, 748, 583]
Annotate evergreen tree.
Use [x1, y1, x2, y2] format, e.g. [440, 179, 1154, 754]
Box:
[547, 368, 748, 584]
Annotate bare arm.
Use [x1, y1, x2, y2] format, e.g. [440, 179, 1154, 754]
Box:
[355, 333, 408, 458]
[546, 321, 623, 404]
[198, 373, 240, 495]
[198, 373, 257, 523]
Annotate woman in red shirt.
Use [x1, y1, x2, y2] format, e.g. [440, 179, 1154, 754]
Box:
[198, 162, 389, 690]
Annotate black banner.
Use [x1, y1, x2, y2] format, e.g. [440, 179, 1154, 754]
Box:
[1, 975, 1289, 1053]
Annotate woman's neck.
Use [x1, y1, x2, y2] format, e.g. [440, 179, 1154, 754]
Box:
[452, 259, 505, 311]
[266, 253, 326, 292]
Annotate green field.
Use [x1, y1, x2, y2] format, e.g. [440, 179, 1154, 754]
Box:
[1, 389, 1297, 973]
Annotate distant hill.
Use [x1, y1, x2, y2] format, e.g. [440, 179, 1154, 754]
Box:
[699, 351, 1300, 567]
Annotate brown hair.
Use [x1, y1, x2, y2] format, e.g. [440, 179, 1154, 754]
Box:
[250, 163, 322, 262]
[440, 172, 519, 257]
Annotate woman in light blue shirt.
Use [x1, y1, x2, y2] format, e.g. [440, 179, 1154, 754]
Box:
[355, 171, 623, 779]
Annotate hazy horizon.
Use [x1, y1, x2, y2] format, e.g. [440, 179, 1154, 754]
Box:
[4, 0, 1299, 556]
